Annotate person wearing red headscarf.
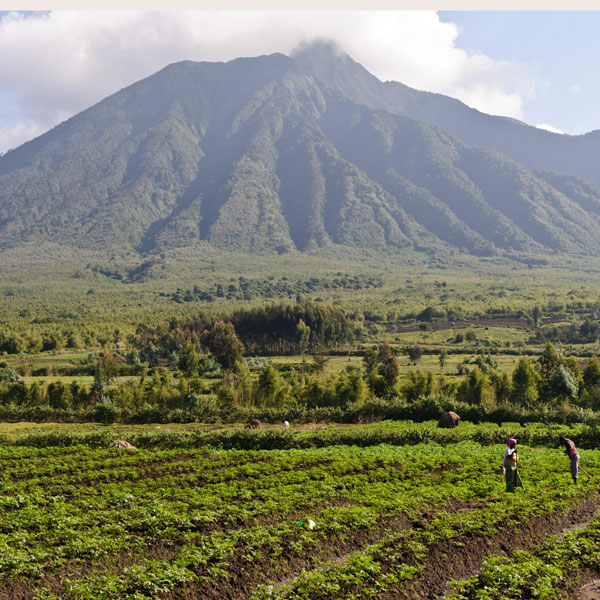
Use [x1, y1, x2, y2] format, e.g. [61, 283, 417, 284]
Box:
[503, 438, 519, 492]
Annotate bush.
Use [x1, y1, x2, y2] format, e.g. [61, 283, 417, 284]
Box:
[92, 397, 120, 424]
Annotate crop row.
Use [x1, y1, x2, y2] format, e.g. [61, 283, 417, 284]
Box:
[447, 510, 600, 599]
[246, 475, 596, 599]
[0, 439, 596, 599]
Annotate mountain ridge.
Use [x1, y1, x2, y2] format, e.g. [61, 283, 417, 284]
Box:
[1, 41, 600, 262]
[293, 40, 600, 185]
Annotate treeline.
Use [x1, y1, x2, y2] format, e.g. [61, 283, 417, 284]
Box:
[230, 302, 359, 354]
[132, 300, 359, 364]
[530, 319, 600, 345]
[166, 274, 383, 303]
[0, 366, 599, 428]
[0, 297, 359, 358]
[388, 341, 600, 412]
[1, 338, 600, 427]
[402, 299, 600, 328]
[82, 259, 163, 283]
[0, 325, 126, 355]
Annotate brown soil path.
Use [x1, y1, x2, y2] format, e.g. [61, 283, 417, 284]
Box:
[580, 580, 600, 600]
[433, 496, 600, 600]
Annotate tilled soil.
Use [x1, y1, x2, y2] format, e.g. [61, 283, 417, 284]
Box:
[580, 579, 600, 600]
[2, 492, 598, 600]
[425, 496, 600, 600]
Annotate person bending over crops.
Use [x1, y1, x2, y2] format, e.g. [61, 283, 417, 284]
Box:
[503, 438, 519, 492]
[559, 436, 579, 484]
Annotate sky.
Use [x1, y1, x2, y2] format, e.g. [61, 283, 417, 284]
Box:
[0, 10, 599, 153]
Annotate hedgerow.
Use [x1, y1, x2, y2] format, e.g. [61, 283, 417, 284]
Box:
[4, 420, 600, 451]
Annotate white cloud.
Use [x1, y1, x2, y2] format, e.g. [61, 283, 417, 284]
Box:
[569, 83, 581, 95]
[0, 10, 537, 152]
[0, 121, 48, 154]
[535, 123, 565, 135]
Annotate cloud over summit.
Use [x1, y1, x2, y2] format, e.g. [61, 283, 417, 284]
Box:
[0, 10, 537, 153]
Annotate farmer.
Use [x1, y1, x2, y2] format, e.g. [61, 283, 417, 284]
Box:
[559, 436, 579, 484]
[502, 438, 519, 492]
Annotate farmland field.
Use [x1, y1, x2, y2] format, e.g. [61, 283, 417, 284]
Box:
[4, 251, 600, 598]
[0, 421, 599, 599]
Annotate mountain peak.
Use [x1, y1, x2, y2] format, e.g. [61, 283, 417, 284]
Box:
[291, 38, 373, 79]
[291, 38, 385, 109]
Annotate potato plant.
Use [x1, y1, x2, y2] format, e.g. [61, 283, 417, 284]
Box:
[0, 428, 597, 599]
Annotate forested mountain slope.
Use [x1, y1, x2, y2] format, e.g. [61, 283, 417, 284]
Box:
[1, 43, 600, 259]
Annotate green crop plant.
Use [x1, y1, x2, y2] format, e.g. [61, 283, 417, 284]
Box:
[448, 511, 600, 599]
[0, 426, 596, 598]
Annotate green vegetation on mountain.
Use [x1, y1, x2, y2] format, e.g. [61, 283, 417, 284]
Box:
[294, 39, 600, 185]
[2, 43, 600, 261]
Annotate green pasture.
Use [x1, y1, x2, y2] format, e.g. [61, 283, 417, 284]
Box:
[20, 375, 95, 386]
[3, 246, 600, 339]
[393, 324, 533, 346]
[266, 350, 529, 376]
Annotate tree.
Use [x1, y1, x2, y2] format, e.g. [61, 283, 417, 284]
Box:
[297, 319, 311, 356]
[47, 381, 73, 410]
[379, 343, 400, 388]
[581, 357, 600, 410]
[178, 342, 199, 396]
[457, 367, 488, 406]
[439, 350, 447, 371]
[580, 320, 599, 342]
[312, 354, 330, 375]
[98, 351, 120, 382]
[511, 357, 539, 408]
[563, 356, 581, 381]
[407, 343, 423, 364]
[28, 381, 45, 406]
[6, 381, 27, 405]
[537, 342, 561, 401]
[362, 348, 378, 374]
[232, 365, 253, 406]
[489, 370, 512, 405]
[335, 367, 366, 407]
[256, 364, 282, 407]
[66, 331, 82, 349]
[417, 306, 443, 322]
[583, 357, 600, 391]
[532, 305, 542, 328]
[402, 370, 435, 403]
[92, 351, 120, 399]
[551, 364, 578, 402]
[204, 321, 244, 373]
[365, 343, 399, 399]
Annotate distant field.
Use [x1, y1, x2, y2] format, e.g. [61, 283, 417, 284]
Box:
[3, 245, 600, 334]
[266, 352, 524, 375]
[0, 421, 223, 440]
[392, 324, 532, 346]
